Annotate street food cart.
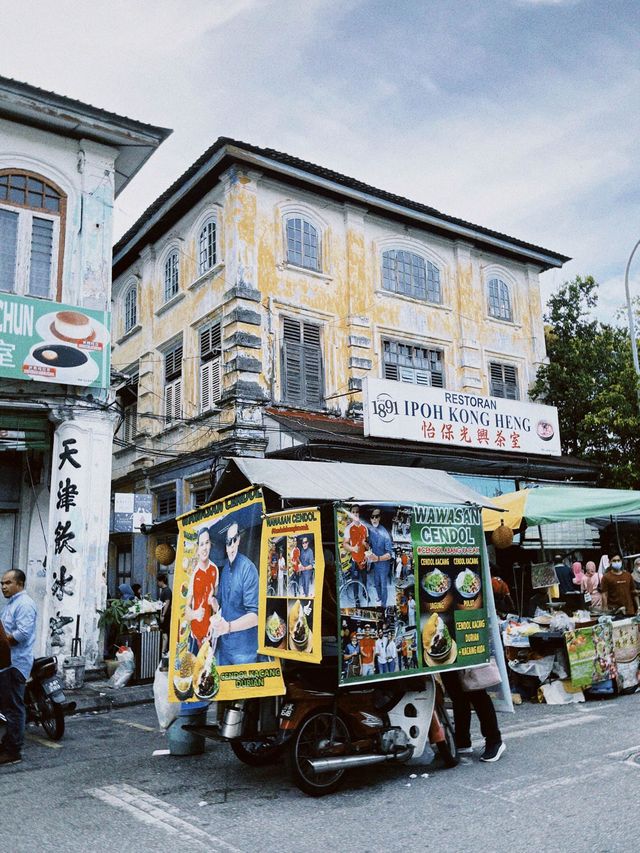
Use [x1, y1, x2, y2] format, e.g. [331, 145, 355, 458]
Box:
[168, 458, 507, 794]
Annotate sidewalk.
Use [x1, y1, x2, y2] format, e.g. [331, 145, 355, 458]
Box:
[67, 679, 155, 714]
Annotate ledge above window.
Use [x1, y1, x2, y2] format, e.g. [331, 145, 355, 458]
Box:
[155, 291, 186, 317]
[115, 323, 142, 346]
[188, 261, 225, 292]
[280, 261, 333, 283]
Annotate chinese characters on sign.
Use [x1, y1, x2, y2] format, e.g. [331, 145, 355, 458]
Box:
[48, 435, 81, 648]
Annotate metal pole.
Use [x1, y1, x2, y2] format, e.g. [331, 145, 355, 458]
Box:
[624, 238, 640, 412]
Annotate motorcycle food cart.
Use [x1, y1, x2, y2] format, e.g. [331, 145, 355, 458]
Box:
[168, 458, 502, 796]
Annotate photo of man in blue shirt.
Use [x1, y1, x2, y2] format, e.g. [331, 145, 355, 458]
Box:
[0, 569, 37, 766]
[367, 508, 394, 607]
[214, 521, 259, 666]
[298, 535, 315, 596]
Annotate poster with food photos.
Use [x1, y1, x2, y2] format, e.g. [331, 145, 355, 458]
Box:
[336, 502, 490, 685]
[168, 487, 284, 702]
[258, 507, 324, 662]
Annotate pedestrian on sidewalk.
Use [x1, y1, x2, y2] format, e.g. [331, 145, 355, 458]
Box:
[441, 669, 505, 763]
[157, 573, 172, 660]
[0, 569, 37, 767]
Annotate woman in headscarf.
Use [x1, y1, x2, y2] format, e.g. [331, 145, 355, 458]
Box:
[581, 561, 601, 608]
[571, 561, 585, 587]
[118, 583, 136, 601]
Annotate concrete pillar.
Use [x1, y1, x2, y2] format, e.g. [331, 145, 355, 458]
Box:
[38, 404, 118, 668]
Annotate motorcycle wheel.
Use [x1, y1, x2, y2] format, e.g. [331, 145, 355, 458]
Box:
[289, 711, 350, 797]
[230, 738, 283, 767]
[434, 699, 459, 768]
[39, 699, 65, 741]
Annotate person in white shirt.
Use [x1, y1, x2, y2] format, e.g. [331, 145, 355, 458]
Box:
[375, 630, 388, 673]
[407, 592, 416, 627]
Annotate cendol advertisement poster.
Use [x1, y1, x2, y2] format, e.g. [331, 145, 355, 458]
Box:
[169, 487, 284, 702]
[336, 502, 490, 685]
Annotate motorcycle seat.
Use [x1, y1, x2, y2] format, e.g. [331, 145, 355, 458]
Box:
[31, 656, 58, 679]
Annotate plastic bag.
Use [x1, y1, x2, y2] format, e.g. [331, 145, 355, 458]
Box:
[108, 646, 135, 689]
[153, 664, 180, 729]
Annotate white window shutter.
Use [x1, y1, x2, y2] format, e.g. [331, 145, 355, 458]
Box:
[211, 356, 222, 403]
[165, 384, 174, 424]
[200, 362, 211, 414]
[173, 379, 182, 421]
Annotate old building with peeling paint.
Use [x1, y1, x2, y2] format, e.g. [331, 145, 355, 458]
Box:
[110, 138, 597, 593]
[0, 76, 169, 667]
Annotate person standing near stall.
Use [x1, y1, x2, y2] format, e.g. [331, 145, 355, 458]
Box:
[441, 669, 505, 763]
[581, 561, 601, 608]
[601, 555, 636, 615]
[553, 555, 574, 596]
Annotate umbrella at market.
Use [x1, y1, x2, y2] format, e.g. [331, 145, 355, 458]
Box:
[482, 486, 640, 532]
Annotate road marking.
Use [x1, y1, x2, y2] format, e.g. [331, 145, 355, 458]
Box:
[499, 710, 601, 735]
[608, 743, 640, 758]
[25, 732, 63, 749]
[112, 718, 158, 733]
[486, 713, 603, 742]
[88, 783, 243, 853]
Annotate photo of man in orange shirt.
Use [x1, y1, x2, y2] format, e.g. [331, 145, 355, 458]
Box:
[359, 625, 376, 676]
[186, 526, 218, 654]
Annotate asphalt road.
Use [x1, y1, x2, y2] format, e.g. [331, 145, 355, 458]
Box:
[2, 693, 640, 853]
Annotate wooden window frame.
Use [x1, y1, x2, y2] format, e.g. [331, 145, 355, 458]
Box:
[489, 361, 519, 399]
[382, 338, 444, 387]
[0, 169, 66, 301]
[280, 316, 324, 408]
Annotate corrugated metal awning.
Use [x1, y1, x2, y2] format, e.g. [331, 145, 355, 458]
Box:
[212, 457, 498, 508]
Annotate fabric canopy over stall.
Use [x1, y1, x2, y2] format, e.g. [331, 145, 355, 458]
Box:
[212, 457, 498, 508]
[482, 486, 640, 531]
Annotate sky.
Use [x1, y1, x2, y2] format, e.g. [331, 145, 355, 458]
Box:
[1, 0, 638, 322]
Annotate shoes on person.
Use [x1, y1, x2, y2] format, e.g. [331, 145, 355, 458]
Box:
[457, 746, 474, 755]
[480, 741, 505, 763]
[0, 751, 22, 766]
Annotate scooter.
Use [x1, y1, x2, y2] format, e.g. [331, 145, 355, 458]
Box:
[0, 656, 76, 742]
[215, 661, 458, 796]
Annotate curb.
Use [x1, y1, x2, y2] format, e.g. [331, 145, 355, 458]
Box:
[67, 680, 155, 715]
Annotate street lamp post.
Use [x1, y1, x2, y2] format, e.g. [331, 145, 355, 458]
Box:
[624, 238, 640, 412]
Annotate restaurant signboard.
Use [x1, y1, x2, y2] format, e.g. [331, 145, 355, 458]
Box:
[363, 378, 561, 456]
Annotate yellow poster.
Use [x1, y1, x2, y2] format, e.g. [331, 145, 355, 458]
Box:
[168, 486, 285, 701]
[258, 507, 324, 663]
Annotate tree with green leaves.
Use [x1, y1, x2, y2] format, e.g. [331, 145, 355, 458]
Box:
[531, 275, 640, 487]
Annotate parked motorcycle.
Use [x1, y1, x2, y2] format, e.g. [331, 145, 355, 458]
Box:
[0, 656, 76, 742]
[215, 662, 458, 796]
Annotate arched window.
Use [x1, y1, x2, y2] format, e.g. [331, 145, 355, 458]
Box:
[198, 219, 217, 275]
[382, 249, 441, 303]
[487, 277, 512, 322]
[124, 284, 137, 333]
[163, 250, 179, 302]
[286, 216, 320, 271]
[0, 170, 65, 299]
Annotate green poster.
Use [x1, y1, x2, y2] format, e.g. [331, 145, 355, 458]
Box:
[413, 504, 490, 672]
[566, 623, 616, 688]
[0, 292, 110, 387]
[335, 501, 490, 686]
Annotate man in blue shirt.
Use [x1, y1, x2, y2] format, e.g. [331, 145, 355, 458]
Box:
[298, 536, 315, 596]
[1, 569, 37, 765]
[367, 509, 394, 607]
[214, 522, 259, 666]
